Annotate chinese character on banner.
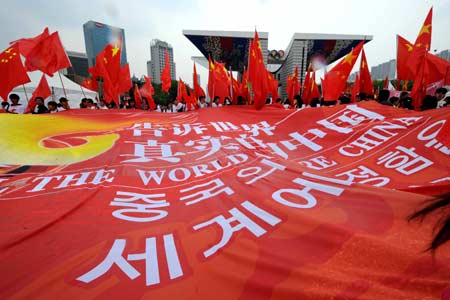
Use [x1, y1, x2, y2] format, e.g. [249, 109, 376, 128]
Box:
[317, 105, 384, 134]
[110, 191, 169, 222]
[193, 201, 281, 258]
[377, 146, 433, 175]
[121, 140, 185, 163]
[179, 179, 234, 206]
[77, 234, 183, 286]
[237, 158, 286, 184]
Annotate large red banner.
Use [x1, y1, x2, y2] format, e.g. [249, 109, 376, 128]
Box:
[1, 102, 450, 299]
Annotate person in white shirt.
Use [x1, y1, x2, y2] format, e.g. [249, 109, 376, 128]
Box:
[174, 100, 184, 112]
[58, 97, 70, 111]
[47, 101, 59, 113]
[211, 96, 222, 108]
[198, 96, 208, 108]
[8, 94, 25, 114]
[98, 99, 109, 109]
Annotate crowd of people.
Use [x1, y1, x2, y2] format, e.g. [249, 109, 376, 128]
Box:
[1, 87, 450, 114]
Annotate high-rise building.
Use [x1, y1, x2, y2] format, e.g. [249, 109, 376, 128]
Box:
[370, 59, 396, 80]
[61, 51, 89, 84]
[83, 20, 127, 68]
[147, 39, 176, 84]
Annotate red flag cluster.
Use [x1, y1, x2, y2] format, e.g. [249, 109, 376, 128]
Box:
[399, 7, 450, 109]
[248, 31, 274, 110]
[88, 43, 131, 103]
[161, 50, 172, 92]
[140, 76, 156, 110]
[1, 27, 73, 101]
[0, 44, 31, 101]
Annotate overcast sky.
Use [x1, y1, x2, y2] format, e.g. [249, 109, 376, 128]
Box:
[1, 0, 450, 88]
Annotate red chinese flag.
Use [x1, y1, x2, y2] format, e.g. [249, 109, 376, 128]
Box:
[269, 72, 279, 101]
[26, 74, 51, 113]
[287, 65, 300, 102]
[140, 76, 156, 110]
[239, 67, 250, 103]
[229, 69, 240, 103]
[212, 61, 231, 102]
[351, 73, 360, 103]
[177, 79, 188, 102]
[322, 41, 363, 101]
[161, 49, 171, 93]
[407, 7, 433, 75]
[383, 75, 389, 90]
[309, 72, 321, 101]
[81, 78, 98, 92]
[0, 44, 31, 101]
[133, 84, 142, 109]
[207, 57, 215, 101]
[397, 35, 414, 81]
[359, 48, 373, 95]
[248, 31, 270, 110]
[193, 63, 205, 99]
[11, 27, 50, 58]
[411, 52, 450, 109]
[24, 31, 72, 76]
[117, 64, 132, 95]
[302, 66, 312, 105]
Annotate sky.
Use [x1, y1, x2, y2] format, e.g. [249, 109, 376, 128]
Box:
[1, 0, 450, 89]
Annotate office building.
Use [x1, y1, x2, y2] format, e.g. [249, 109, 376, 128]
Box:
[147, 39, 176, 84]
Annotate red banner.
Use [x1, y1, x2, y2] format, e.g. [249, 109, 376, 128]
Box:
[1, 103, 450, 299]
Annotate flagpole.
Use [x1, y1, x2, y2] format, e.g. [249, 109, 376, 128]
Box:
[58, 71, 68, 98]
[22, 84, 29, 103]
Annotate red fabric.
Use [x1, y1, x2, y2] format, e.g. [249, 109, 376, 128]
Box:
[161, 50, 171, 93]
[26, 74, 51, 113]
[11, 27, 50, 58]
[0, 44, 31, 101]
[229, 70, 240, 103]
[208, 57, 215, 100]
[239, 67, 250, 104]
[351, 73, 360, 103]
[248, 31, 270, 110]
[322, 41, 363, 101]
[211, 61, 230, 103]
[89, 44, 130, 103]
[24, 31, 71, 76]
[1, 102, 450, 300]
[133, 84, 142, 109]
[359, 48, 373, 95]
[383, 75, 389, 89]
[407, 8, 433, 76]
[287, 65, 300, 102]
[302, 66, 312, 105]
[140, 76, 156, 110]
[177, 79, 189, 103]
[193, 63, 205, 99]
[81, 78, 98, 92]
[309, 72, 321, 101]
[411, 52, 450, 109]
[397, 35, 414, 81]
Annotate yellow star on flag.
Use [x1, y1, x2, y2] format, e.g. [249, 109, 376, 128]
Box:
[343, 52, 356, 65]
[111, 46, 120, 57]
[419, 24, 431, 36]
[405, 43, 413, 52]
